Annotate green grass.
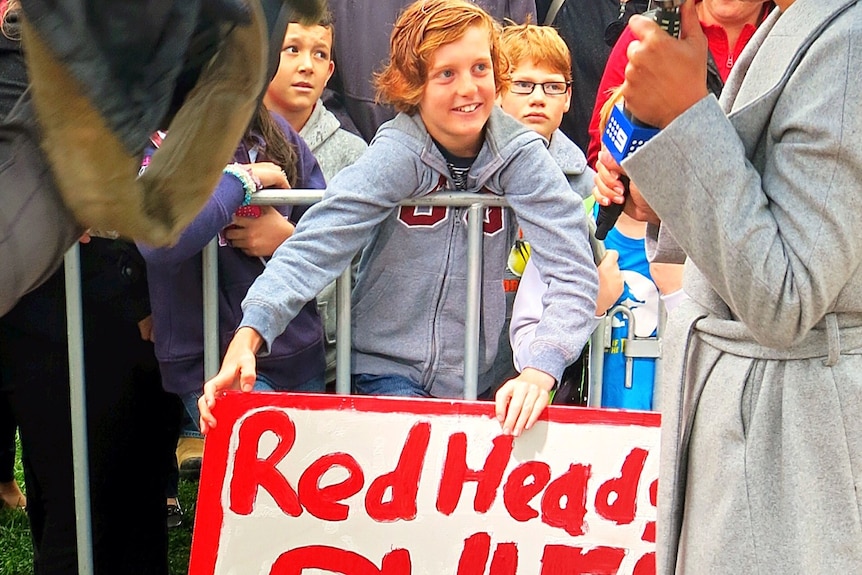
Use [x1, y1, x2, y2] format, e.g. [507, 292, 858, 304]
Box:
[168, 479, 201, 575]
[0, 434, 198, 575]
[0, 505, 32, 575]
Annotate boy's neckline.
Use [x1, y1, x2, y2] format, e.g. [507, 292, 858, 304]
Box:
[433, 138, 477, 167]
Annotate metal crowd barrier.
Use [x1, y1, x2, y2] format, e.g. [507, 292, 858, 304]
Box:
[63, 188, 663, 573]
[589, 305, 662, 408]
[205, 189, 509, 399]
[64, 245, 95, 575]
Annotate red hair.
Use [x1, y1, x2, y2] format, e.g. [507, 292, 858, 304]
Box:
[374, 0, 510, 115]
[499, 22, 572, 83]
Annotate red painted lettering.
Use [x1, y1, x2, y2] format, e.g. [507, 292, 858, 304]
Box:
[595, 448, 648, 525]
[540, 545, 626, 575]
[365, 422, 431, 522]
[457, 532, 492, 575]
[437, 434, 514, 515]
[503, 461, 551, 522]
[641, 479, 658, 543]
[456, 532, 518, 575]
[229, 410, 301, 516]
[297, 453, 364, 521]
[633, 552, 655, 575]
[270, 545, 411, 575]
[489, 543, 518, 575]
[540, 464, 591, 537]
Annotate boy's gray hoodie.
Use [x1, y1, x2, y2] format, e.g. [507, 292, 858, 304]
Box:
[547, 128, 591, 199]
[241, 106, 598, 398]
[299, 99, 367, 183]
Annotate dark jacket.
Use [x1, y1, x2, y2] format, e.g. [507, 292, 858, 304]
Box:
[0, 237, 152, 343]
[138, 114, 326, 396]
[0, 31, 26, 121]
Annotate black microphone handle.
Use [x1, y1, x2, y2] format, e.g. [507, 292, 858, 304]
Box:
[594, 174, 631, 240]
[594, 202, 624, 241]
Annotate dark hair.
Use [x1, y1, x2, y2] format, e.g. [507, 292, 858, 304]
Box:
[246, 103, 298, 186]
[290, 8, 335, 54]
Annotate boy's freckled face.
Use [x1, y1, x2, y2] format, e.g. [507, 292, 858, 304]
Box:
[418, 25, 496, 157]
[498, 59, 570, 142]
[266, 23, 335, 117]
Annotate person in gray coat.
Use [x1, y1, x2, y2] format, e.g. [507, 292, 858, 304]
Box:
[594, 0, 862, 573]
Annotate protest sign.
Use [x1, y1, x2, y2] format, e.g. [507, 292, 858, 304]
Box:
[190, 392, 660, 574]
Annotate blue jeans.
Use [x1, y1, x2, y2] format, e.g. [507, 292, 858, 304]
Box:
[352, 373, 431, 397]
[352, 373, 495, 400]
[180, 374, 325, 436]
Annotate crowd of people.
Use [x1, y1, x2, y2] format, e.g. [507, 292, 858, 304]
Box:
[3, 0, 861, 574]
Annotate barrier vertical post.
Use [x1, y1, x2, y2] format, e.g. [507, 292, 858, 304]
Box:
[64, 244, 95, 575]
[202, 240, 220, 379]
[463, 203, 484, 400]
[588, 324, 606, 407]
[335, 268, 352, 394]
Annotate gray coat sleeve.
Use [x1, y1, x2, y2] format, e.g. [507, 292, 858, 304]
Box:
[623, 27, 862, 348]
[645, 222, 687, 265]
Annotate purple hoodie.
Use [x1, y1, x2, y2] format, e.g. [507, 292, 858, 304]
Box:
[138, 114, 326, 395]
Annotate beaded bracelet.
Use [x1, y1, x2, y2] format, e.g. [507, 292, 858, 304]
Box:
[223, 163, 259, 206]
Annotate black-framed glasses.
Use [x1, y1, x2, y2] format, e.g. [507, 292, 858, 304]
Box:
[510, 80, 572, 96]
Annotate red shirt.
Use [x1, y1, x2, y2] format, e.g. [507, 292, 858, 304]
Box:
[586, 10, 763, 168]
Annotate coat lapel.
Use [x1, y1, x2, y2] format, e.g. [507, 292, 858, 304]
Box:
[724, 0, 858, 160]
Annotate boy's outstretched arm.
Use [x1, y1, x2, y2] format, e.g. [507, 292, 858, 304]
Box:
[495, 368, 556, 437]
[198, 327, 264, 433]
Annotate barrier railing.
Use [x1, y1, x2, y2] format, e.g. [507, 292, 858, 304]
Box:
[210, 188, 664, 401]
[206, 189, 509, 398]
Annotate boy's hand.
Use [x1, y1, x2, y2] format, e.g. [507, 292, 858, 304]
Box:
[198, 327, 263, 434]
[593, 148, 627, 207]
[495, 367, 555, 437]
[224, 206, 296, 257]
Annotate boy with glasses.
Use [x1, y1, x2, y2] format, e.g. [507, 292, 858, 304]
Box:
[499, 23, 624, 402]
[498, 23, 585, 191]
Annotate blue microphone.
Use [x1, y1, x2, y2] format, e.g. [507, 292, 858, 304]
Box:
[595, 0, 683, 241]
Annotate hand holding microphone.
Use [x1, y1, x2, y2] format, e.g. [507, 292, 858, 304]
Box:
[595, 0, 708, 238]
[593, 149, 661, 227]
[622, 0, 709, 127]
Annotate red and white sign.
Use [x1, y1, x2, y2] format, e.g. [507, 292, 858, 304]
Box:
[190, 392, 661, 574]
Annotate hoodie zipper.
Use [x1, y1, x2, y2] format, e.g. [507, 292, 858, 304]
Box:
[423, 196, 460, 390]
